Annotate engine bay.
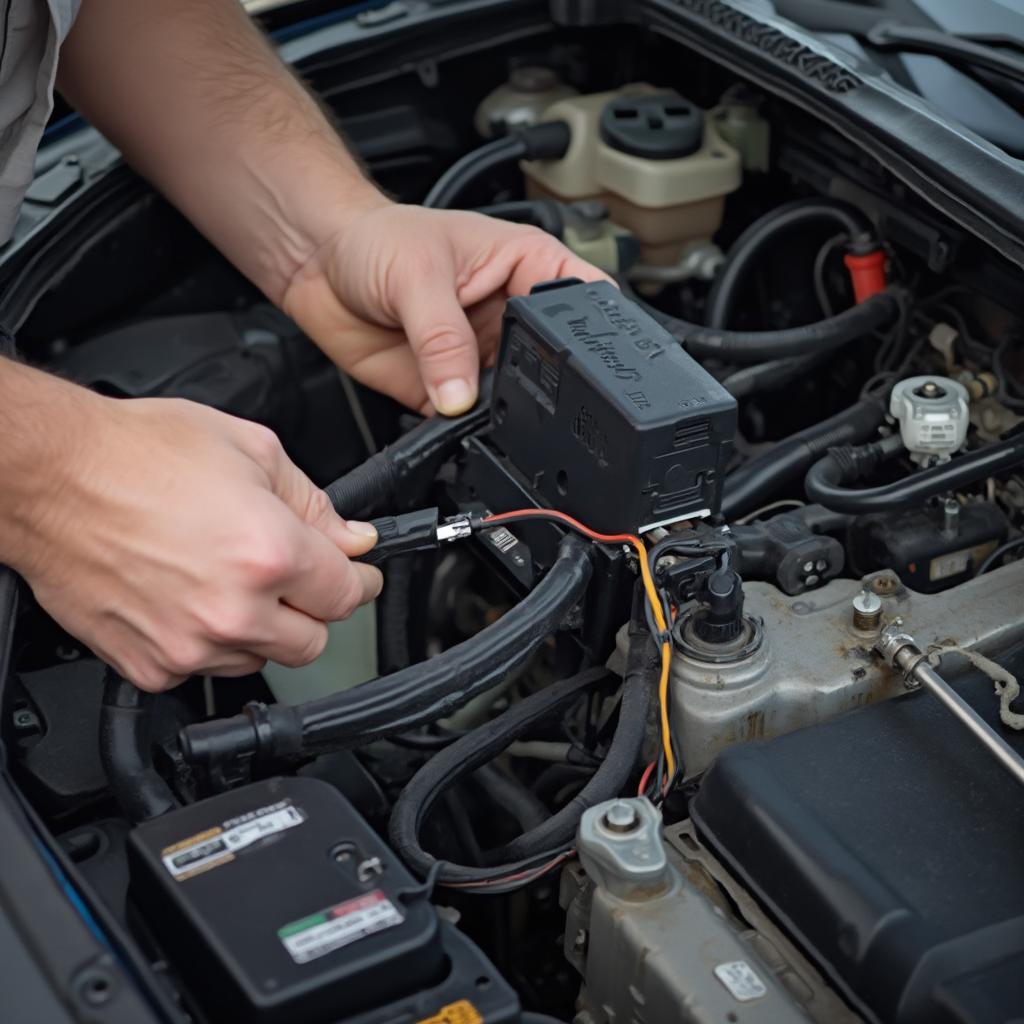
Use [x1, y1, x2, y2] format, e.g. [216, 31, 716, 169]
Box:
[3, 5, 1024, 1023]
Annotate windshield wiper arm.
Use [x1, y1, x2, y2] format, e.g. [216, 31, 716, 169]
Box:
[867, 20, 1024, 88]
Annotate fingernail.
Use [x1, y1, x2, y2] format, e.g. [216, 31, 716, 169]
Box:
[434, 378, 474, 416]
[347, 520, 378, 538]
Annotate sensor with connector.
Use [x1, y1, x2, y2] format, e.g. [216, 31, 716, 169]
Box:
[889, 375, 969, 463]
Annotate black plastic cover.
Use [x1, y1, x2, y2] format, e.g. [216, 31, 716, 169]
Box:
[128, 776, 447, 1024]
[692, 643, 1024, 1024]
[491, 279, 735, 533]
[599, 92, 704, 159]
[849, 501, 1007, 593]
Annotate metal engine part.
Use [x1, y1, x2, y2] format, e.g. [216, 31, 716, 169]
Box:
[668, 558, 1024, 777]
[561, 798, 850, 1024]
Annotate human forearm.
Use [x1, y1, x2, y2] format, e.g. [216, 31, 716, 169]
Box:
[0, 359, 100, 574]
[57, 0, 387, 303]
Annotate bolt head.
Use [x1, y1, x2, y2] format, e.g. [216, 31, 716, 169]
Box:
[601, 800, 640, 833]
[853, 590, 882, 615]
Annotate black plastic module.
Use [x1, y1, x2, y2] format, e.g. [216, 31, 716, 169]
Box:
[491, 279, 736, 534]
[127, 777, 518, 1024]
[692, 643, 1024, 1024]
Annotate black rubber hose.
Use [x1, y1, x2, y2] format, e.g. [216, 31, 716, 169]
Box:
[805, 432, 1024, 514]
[722, 396, 886, 520]
[484, 626, 655, 865]
[388, 666, 612, 883]
[707, 198, 872, 329]
[99, 669, 177, 823]
[655, 291, 900, 363]
[720, 351, 827, 399]
[323, 369, 493, 519]
[180, 534, 593, 771]
[424, 122, 571, 210]
[475, 199, 567, 238]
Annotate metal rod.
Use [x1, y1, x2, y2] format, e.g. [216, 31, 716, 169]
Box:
[909, 661, 1024, 787]
[877, 624, 1024, 788]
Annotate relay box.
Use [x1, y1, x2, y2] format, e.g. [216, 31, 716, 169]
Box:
[491, 279, 736, 534]
[127, 776, 519, 1024]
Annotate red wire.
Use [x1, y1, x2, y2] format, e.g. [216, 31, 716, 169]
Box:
[637, 760, 656, 797]
[481, 509, 642, 548]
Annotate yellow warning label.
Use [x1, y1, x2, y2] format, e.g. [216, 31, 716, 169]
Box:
[416, 1000, 484, 1024]
[161, 826, 223, 857]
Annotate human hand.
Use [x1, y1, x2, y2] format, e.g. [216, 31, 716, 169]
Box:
[9, 389, 381, 691]
[280, 204, 613, 415]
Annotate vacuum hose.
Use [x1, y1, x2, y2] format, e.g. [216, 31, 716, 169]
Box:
[424, 122, 571, 209]
[804, 431, 1024, 513]
[722, 396, 886, 520]
[651, 290, 900, 363]
[706, 198, 873, 329]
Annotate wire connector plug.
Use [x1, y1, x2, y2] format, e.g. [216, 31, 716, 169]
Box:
[357, 510, 473, 566]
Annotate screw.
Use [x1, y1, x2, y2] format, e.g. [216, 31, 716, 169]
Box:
[601, 800, 640, 833]
[852, 588, 883, 631]
[12, 708, 40, 734]
[943, 498, 960, 536]
[802, 560, 815, 573]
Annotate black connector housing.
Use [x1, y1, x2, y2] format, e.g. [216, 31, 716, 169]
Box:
[491, 279, 735, 534]
[126, 777, 517, 1024]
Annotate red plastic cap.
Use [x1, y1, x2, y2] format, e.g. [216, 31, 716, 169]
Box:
[843, 249, 888, 303]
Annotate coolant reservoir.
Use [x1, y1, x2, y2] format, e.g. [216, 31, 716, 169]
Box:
[522, 85, 742, 264]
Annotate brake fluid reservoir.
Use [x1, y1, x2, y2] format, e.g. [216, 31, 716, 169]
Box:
[522, 85, 741, 264]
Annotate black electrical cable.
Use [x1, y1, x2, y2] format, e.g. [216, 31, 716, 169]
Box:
[976, 536, 1024, 576]
[706, 198, 872, 329]
[484, 627, 655, 866]
[377, 555, 415, 673]
[99, 669, 177, 823]
[323, 369, 493, 519]
[179, 533, 593, 774]
[423, 122, 571, 209]
[804, 432, 1024, 514]
[388, 665, 613, 885]
[722, 396, 887, 520]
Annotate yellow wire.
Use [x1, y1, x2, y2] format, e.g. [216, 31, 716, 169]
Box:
[630, 539, 676, 780]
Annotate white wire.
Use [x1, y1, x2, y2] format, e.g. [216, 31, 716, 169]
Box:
[734, 499, 806, 524]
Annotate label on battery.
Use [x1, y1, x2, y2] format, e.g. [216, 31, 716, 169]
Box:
[161, 800, 305, 881]
[416, 1000, 484, 1024]
[278, 891, 404, 965]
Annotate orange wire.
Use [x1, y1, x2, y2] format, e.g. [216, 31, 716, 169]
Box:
[482, 509, 676, 778]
